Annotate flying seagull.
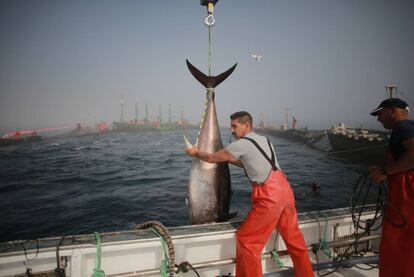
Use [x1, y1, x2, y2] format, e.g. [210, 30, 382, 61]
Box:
[251, 53, 263, 61]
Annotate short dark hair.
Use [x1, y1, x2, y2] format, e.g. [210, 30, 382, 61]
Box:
[230, 111, 253, 126]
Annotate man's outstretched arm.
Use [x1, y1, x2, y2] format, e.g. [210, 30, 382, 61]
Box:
[186, 146, 242, 167]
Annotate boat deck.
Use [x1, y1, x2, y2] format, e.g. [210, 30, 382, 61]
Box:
[0, 206, 381, 277]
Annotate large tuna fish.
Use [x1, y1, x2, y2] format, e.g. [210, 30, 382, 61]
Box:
[184, 59, 237, 224]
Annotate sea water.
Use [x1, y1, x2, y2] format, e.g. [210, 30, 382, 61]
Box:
[0, 128, 368, 242]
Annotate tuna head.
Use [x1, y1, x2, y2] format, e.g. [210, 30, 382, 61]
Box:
[185, 59, 237, 224]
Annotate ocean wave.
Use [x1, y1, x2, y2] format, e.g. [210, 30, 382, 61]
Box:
[0, 130, 367, 241]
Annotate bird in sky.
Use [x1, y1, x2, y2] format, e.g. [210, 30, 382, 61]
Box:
[251, 53, 263, 61]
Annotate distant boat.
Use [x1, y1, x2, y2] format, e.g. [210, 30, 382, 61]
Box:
[327, 123, 388, 163]
[159, 121, 197, 132]
[259, 123, 388, 164]
[0, 130, 42, 147]
[111, 120, 196, 132]
[57, 123, 107, 138]
[111, 121, 158, 132]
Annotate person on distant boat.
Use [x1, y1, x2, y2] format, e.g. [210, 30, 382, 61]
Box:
[292, 116, 297, 129]
[14, 131, 21, 139]
[369, 98, 414, 277]
[186, 111, 313, 277]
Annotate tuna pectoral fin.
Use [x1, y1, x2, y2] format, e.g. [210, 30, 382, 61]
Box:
[183, 134, 193, 148]
[185, 197, 193, 221]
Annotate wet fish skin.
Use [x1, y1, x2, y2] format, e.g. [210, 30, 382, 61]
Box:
[185, 60, 237, 224]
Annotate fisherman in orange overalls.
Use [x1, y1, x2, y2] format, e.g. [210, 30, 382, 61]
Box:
[186, 111, 313, 277]
[369, 98, 414, 277]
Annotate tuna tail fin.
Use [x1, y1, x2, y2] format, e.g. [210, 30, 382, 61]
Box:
[186, 59, 237, 89]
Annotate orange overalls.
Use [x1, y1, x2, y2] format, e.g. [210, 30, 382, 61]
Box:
[235, 168, 314, 277]
[379, 150, 414, 277]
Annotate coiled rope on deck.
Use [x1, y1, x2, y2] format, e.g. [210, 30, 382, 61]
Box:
[351, 173, 406, 228]
[350, 173, 384, 232]
[311, 172, 389, 276]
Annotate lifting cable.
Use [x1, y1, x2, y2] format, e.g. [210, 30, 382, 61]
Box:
[204, 1, 215, 76]
[196, 1, 216, 147]
[207, 18, 213, 76]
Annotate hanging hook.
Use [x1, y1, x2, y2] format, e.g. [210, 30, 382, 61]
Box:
[204, 14, 215, 27]
[24, 261, 33, 277]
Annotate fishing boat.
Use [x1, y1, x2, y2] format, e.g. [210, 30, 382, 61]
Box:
[0, 136, 42, 147]
[0, 131, 42, 147]
[0, 206, 381, 277]
[327, 123, 388, 163]
[259, 124, 388, 164]
[266, 128, 326, 145]
[159, 122, 196, 132]
[56, 123, 106, 138]
[111, 121, 159, 132]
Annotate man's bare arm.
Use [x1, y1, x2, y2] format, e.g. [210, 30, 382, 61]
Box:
[229, 157, 243, 168]
[370, 138, 414, 182]
[186, 147, 241, 166]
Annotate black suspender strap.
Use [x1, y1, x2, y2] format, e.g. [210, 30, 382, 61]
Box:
[241, 137, 278, 171]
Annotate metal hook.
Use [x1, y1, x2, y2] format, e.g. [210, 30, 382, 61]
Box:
[24, 261, 33, 277]
[204, 14, 215, 27]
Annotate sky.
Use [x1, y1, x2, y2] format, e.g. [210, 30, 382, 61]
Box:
[0, 0, 413, 132]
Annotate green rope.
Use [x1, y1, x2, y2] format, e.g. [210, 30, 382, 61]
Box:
[91, 232, 106, 277]
[318, 211, 332, 258]
[319, 239, 331, 258]
[308, 211, 332, 259]
[270, 249, 284, 267]
[269, 228, 284, 267]
[149, 227, 170, 277]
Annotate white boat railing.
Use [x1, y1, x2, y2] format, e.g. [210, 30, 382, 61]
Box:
[0, 206, 381, 277]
